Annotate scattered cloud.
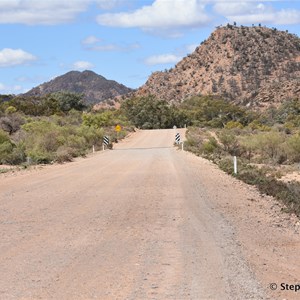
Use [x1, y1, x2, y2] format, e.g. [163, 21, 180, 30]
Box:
[0, 0, 90, 25]
[0, 48, 37, 67]
[0, 0, 298, 27]
[16, 75, 47, 83]
[143, 42, 199, 66]
[81, 35, 101, 45]
[72, 60, 94, 70]
[0, 82, 23, 93]
[95, 0, 125, 10]
[84, 39, 141, 52]
[213, 2, 259, 16]
[213, 1, 300, 25]
[97, 0, 211, 35]
[144, 54, 182, 65]
[183, 44, 198, 54]
[229, 9, 300, 25]
[0, 0, 127, 25]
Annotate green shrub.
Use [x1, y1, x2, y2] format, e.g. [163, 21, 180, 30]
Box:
[225, 120, 243, 129]
[218, 157, 235, 175]
[286, 134, 300, 163]
[4, 143, 26, 165]
[27, 149, 53, 164]
[0, 129, 15, 164]
[239, 134, 259, 162]
[255, 131, 286, 163]
[55, 146, 75, 163]
[5, 106, 17, 114]
[217, 129, 240, 155]
[0, 129, 10, 144]
[201, 137, 219, 155]
[247, 120, 271, 131]
[79, 125, 104, 147]
[0, 141, 14, 163]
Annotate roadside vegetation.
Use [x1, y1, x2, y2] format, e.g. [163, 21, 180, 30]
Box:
[1, 91, 300, 215]
[183, 96, 300, 216]
[0, 92, 132, 165]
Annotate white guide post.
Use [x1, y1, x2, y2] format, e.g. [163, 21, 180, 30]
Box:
[233, 156, 237, 175]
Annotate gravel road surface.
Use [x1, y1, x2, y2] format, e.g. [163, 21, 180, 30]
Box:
[0, 129, 299, 300]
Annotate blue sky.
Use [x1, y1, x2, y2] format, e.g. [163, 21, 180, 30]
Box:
[0, 0, 299, 95]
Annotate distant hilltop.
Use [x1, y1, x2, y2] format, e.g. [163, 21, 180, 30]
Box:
[134, 25, 300, 109]
[23, 70, 133, 105]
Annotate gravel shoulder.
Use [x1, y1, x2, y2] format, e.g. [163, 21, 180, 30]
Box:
[0, 129, 299, 299]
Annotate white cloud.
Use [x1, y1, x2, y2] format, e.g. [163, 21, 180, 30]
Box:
[88, 44, 120, 51]
[275, 9, 300, 24]
[226, 9, 300, 25]
[0, 0, 88, 25]
[0, 83, 6, 90]
[97, 0, 211, 32]
[213, 2, 260, 15]
[81, 35, 141, 52]
[0, 48, 37, 67]
[0, 0, 298, 27]
[185, 44, 198, 53]
[0, 82, 23, 93]
[95, 0, 124, 10]
[213, 1, 300, 25]
[72, 60, 94, 70]
[144, 54, 182, 65]
[86, 42, 141, 52]
[81, 35, 101, 45]
[0, 0, 126, 25]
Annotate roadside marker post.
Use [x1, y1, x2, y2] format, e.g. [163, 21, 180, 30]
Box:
[103, 136, 109, 151]
[175, 133, 180, 144]
[233, 156, 238, 174]
[175, 132, 184, 151]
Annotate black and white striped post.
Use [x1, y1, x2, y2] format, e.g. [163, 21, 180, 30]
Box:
[103, 136, 109, 150]
[175, 133, 180, 144]
[175, 132, 184, 151]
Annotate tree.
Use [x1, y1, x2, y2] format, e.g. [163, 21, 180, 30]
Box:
[0, 113, 24, 135]
[49, 92, 86, 112]
[217, 129, 240, 155]
[121, 95, 178, 129]
[179, 95, 252, 128]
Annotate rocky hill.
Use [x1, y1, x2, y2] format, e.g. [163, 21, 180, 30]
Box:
[136, 25, 300, 109]
[24, 70, 133, 105]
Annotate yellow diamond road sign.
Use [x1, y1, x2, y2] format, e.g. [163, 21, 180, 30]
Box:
[115, 125, 121, 132]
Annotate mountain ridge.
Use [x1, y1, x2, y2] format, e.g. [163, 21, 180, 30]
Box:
[24, 70, 133, 105]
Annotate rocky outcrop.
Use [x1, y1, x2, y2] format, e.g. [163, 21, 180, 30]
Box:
[135, 25, 300, 109]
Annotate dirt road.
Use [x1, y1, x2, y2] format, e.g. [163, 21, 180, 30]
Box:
[0, 129, 299, 300]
